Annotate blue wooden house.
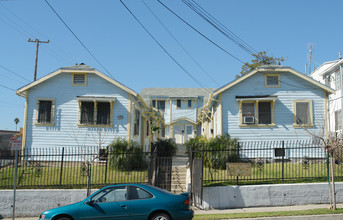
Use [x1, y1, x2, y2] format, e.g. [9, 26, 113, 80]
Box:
[200, 65, 334, 142]
[140, 88, 214, 144]
[16, 64, 159, 152]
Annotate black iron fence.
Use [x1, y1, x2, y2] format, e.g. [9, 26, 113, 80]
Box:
[190, 140, 343, 186]
[0, 146, 171, 189]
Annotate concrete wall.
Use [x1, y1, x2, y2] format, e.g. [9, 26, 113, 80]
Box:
[202, 183, 343, 209]
[0, 189, 97, 218]
[1, 183, 342, 217]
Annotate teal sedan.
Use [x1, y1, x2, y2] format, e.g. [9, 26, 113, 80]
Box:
[38, 184, 193, 220]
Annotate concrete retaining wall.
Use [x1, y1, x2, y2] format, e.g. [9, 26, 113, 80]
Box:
[1, 183, 342, 217]
[0, 189, 97, 218]
[202, 182, 343, 209]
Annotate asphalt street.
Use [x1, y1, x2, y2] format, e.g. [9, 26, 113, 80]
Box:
[3, 204, 343, 220]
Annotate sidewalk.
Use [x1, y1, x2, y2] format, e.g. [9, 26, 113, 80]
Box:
[194, 203, 343, 215]
[3, 203, 343, 220]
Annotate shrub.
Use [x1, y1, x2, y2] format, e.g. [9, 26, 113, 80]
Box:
[185, 134, 240, 169]
[108, 138, 147, 171]
[151, 138, 177, 157]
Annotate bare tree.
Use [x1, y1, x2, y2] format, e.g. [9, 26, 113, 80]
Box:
[299, 119, 342, 210]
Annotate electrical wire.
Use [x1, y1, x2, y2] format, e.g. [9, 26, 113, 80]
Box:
[120, 0, 212, 92]
[44, 0, 114, 78]
[157, 0, 247, 65]
[0, 83, 16, 91]
[0, 64, 31, 82]
[182, 0, 257, 55]
[0, 3, 75, 65]
[141, 0, 219, 86]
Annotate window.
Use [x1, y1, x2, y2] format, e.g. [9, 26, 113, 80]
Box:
[152, 100, 166, 112]
[258, 102, 271, 124]
[239, 100, 275, 126]
[242, 103, 255, 124]
[335, 110, 342, 131]
[324, 75, 330, 87]
[92, 186, 127, 203]
[128, 186, 153, 200]
[96, 102, 111, 125]
[80, 102, 94, 124]
[134, 109, 140, 136]
[36, 98, 55, 125]
[79, 100, 114, 126]
[187, 100, 193, 108]
[265, 74, 280, 87]
[335, 70, 341, 90]
[176, 99, 182, 108]
[293, 100, 313, 127]
[72, 73, 87, 86]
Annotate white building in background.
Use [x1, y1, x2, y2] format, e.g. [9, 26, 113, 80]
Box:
[310, 54, 343, 136]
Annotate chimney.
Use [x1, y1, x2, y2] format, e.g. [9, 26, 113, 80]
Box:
[339, 52, 342, 60]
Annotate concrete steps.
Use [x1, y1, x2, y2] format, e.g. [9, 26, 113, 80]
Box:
[171, 165, 187, 194]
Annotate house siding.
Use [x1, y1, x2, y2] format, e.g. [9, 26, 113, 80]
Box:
[25, 72, 131, 149]
[221, 72, 326, 141]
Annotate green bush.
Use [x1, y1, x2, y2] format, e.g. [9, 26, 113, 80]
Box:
[185, 134, 240, 169]
[151, 138, 177, 157]
[108, 138, 147, 171]
[209, 134, 240, 169]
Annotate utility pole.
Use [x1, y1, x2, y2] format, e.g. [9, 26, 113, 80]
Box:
[28, 38, 49, 81]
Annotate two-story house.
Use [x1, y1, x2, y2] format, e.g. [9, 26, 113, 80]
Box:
[310, 56, 343, 136]
[140, 88, 214, 144]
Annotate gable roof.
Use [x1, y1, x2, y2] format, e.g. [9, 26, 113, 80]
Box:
[310, 59, 343, 77]
[212, 65, 335, 97]
[140, 87, 215, 104]
[16, 64, 138, 97]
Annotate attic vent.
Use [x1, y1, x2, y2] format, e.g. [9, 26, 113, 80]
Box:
[73, 74, 86, 85]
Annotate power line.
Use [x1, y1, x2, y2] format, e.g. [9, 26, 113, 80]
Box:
[141, 0, 219, 86]
[0, 3, 76, 65]
[44, 0, 114, 78]
[120, 0, 211, 92]
[0, 64, 31, 82]
[182, 0, 258, 55]
[0, 83, 16, 91]
[157, 0, 247, 65]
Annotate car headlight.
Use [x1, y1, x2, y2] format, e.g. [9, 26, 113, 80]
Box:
[39, 214, 45, 219]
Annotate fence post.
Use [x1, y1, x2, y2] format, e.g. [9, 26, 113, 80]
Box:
[87, 163, 91, 197]
[282, 141, 284, 183]
[104, 146, 108, 186]
[12, 149, 19, 220]
[59, 147, 65, 188]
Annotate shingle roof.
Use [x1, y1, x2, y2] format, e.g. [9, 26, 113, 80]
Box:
[140, 88, 215, 104]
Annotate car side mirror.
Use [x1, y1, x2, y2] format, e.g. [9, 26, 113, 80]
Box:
[85, 198, 94, 205]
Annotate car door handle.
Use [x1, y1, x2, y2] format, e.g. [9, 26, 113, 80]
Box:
[120, 204, 128, 209]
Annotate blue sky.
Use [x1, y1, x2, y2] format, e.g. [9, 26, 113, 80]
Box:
[1, 0, 342, 131]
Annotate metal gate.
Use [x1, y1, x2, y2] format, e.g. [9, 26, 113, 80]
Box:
[149, 152, 173, 191]
[190, 149, 203, 208]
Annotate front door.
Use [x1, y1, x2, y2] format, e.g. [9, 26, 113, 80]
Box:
[173, 124, 182, 144]
[185, 124, 193, 142]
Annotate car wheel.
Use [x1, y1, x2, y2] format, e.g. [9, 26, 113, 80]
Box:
[55, 217, 71, 220]
[150, 213, 170, 220]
